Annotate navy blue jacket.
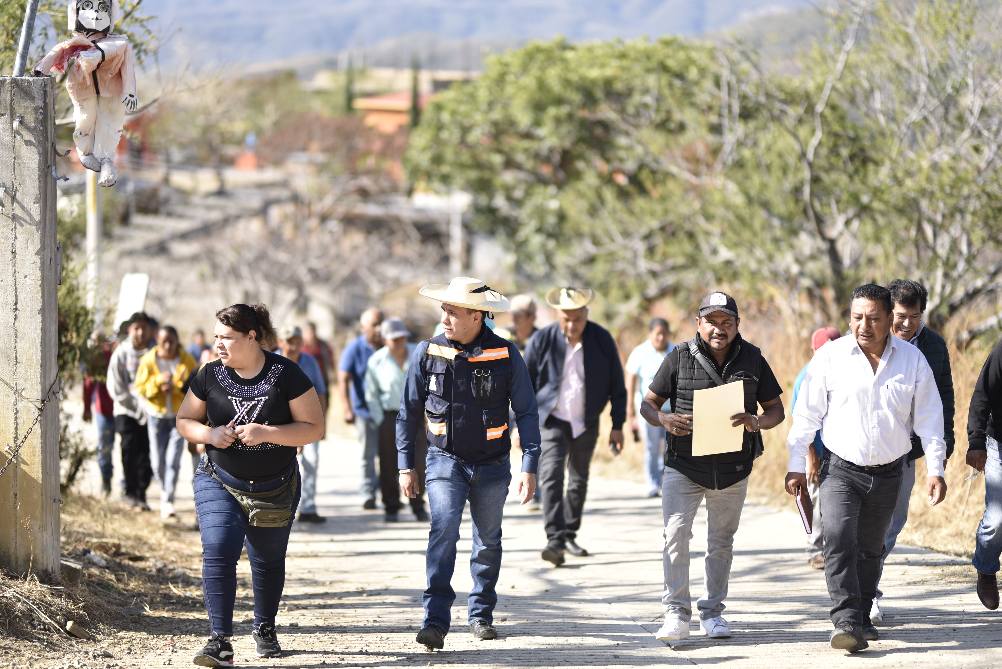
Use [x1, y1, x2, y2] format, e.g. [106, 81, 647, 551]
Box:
[523, 321, 627, 431]
[909, 327, 955, 460]
[396, 326, 541, 473]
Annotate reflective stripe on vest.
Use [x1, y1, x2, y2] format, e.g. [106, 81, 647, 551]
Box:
[427, 343, 459, 360]
[427, 419, 448, 436]
[468, 347, 510, 363]
[486, 424, 508, 441]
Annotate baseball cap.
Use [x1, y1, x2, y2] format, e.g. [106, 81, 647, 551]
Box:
[277, 325, 302, 341]
[811, 326, 840, 351]
[380, 318, 411, 341]
[698, 292, 739, 319]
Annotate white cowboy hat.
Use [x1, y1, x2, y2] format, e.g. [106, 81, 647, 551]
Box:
[544, 286, 594, 310]
[419, 277, 510, 313]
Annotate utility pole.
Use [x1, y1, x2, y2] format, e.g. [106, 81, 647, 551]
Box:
[448, 191, 470, 276]
[12, 0, 41, 77]
[85, 170, 101, 309]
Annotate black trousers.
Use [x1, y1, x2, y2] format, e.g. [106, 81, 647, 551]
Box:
[378, 411, 426, 514]
[115, 414, 151, 500]
[820, 453, 903, 626]
[538, 416, 600, 545]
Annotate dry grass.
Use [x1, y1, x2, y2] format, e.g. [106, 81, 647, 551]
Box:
[0, 493, 203, 662]
[594, 313, 997, 559]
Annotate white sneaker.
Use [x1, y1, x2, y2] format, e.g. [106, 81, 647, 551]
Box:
[869, 598, 884, 626]
[654, 613, 690, 642]
[160, 501, 176, 520]
[700, 616, 732, 638]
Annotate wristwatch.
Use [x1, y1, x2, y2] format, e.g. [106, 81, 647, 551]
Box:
[399, 468, 414, 474]
[752, 416, 761, 432]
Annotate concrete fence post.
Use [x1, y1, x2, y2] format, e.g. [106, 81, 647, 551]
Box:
[0, 76, 61, 578]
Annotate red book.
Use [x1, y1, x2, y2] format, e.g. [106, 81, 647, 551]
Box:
[796, 487, 813, 535]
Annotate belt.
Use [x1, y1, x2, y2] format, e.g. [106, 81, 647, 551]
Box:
[831, 452, 904, 474]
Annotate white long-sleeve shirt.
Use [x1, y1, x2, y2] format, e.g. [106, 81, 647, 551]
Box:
[552, 341, 586, 438]
[786, 334, 946, 478]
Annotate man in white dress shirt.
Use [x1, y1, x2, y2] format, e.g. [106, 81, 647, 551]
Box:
[785, 283, 947, 654]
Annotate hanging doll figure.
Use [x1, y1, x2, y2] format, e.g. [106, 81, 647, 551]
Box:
[34, 1, 138, 187]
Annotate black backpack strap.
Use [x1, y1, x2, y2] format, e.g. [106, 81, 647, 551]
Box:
[687, 339, 725, 386]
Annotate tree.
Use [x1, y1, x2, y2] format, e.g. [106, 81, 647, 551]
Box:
[407, 38, 729, 321]
[409, 4, 1002, 342]
[725, 0, 1002, 336]
[410, 55, 421, 128]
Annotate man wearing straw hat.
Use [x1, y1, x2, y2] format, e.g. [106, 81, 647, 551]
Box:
[397, 277, 541, 650]
[524, 286, 627, 567]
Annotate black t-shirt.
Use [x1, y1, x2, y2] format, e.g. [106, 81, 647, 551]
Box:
[188, 351, 314, 480]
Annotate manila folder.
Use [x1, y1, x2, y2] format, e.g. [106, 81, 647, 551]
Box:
[691, 381, 745, 456]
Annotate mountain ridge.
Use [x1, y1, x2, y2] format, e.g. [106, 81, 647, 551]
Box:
[140, 1, 814, 71]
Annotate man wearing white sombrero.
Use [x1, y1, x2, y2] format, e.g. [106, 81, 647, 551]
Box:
[396, 277, 541, 650]
[524, 286, 627, 566]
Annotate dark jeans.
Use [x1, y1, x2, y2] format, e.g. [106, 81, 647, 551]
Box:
[424, 447, 511, 633]
[538, 417, 599, 545]
[115, 414, 151, 501]
[193, 457, 301, 636]
[820, 453, 903, 627]
[378, 411, 426, 514]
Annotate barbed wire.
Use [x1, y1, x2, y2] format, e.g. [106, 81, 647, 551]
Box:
[0, 378, 61, 480]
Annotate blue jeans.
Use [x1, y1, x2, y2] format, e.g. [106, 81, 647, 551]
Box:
[193, 457, 300, 636]
[298, 441, 320, 514]
[147, 414, 186, 503]
[644, 422, 666, 494]
[423, 447, 512, 633]
[94, 413, 116, 484]
[875, 456, 916, 598]
[974, 437, 1002, 575]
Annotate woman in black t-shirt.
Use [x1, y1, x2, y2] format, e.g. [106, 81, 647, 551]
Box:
[176, 304, 323, 665]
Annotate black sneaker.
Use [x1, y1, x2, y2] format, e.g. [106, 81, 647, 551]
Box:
[829, 622, 867, 653]
[861, 622, 878, 641]
[470, 619, 498, 640]
[253, 622, 282, 658]
[193, 633, 234, 667]
[416, 625, 445, 650]
[297, 512, 327, 524]
[413, 507, 430, 522]
[362, 497, 377, 510]
[384, 512, 399, 523]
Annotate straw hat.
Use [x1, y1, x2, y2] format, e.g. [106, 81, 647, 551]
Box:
[419, 277, 510, 313]
[544, 286, 594, 311]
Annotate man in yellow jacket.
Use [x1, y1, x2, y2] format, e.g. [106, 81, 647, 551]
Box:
[134, 325, 198, 520]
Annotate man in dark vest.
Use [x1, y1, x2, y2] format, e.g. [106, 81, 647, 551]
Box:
[525, 286, 627, 567]
[641, 291, 785, 643]
[397, 277, 540, 651]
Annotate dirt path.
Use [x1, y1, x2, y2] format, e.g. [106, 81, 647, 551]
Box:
[54, 433, 1002, 667]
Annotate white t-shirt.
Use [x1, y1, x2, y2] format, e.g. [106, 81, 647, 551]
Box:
[626, 340, 674, 411]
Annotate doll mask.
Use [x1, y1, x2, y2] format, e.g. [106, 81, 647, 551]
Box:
[72, 0, 113, 33]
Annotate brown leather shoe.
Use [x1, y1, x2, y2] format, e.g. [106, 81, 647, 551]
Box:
[977, 572, 999, 610]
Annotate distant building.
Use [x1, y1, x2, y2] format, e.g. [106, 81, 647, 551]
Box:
[353, 91, 432, 134]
